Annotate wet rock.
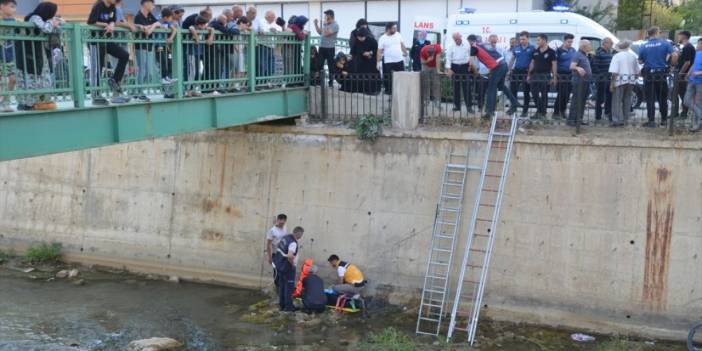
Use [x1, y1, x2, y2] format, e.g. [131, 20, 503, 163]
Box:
[68, 269, 79, 279]
[168, 276, 180, 283]
[128, 337, 182, 351]
[73, 279, 85, 286]
[56, 270, 69, 279]
[22, 267, 35, 273]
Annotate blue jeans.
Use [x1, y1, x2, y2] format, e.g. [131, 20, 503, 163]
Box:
[277, 265, 296, 311]
[684, 82, 702, 128]
[486, 62, 518, 114]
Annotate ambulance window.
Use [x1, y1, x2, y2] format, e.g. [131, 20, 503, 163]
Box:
[528, 33, 566, 46]
[582, 37, 602, 51]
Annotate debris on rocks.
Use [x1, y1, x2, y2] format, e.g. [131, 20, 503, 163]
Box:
[571, 333, 595, 342]
[73, 279, 86, 286]
[168, 276, 180, 283]
[22, 267, 35, 273]
[55, 270, 69, 279]
[68, 269, 79, 278]
[128, 337, 182, 351]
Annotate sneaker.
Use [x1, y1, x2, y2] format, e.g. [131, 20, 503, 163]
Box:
[506, 106, 518, 115]
[642, 121, 657, 128]
[91, 96, 109, 106]
[33, 101, 57, 110]
[17, 104, 33, 111]
[660, 119, 668, 126]
[466, 107, 475, 114]
[136, 95, 151, 102]
[161, 78, 172, 85]
[481, 113, 494, 120]
[550, 112, 562, 120]
[452, 107, 461, 112]
[520, 110, 529, 117]
[110, 95, 130, 104]
[188, 91, 203, 97]
[107, 78, 121, 94]
[164, 93, 175, 99]
[211, 91, 221, 96]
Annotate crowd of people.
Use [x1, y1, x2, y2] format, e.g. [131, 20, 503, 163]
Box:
[0, 0, 313, 111]
[265, 214, 367, 313]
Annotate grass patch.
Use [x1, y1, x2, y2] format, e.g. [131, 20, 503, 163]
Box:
[24, 242, 62, 264]
[350, 115, 390, 142]
[0, 248, 16, 263]
[359, 327, 416, 351]
[594, 335, 646, 351]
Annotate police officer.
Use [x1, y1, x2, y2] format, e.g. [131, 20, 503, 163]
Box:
[509, 31, 534, 117]
[272, 226, 304, 312]
[638, 26, 676, 127]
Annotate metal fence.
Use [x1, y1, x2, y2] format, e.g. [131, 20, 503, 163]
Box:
[419, 71, 700, 135]
[0, 22, 310, 111]
[308, 69, 391, 123]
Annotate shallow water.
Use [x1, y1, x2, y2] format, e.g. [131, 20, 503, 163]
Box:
[0, 265, 689, 351]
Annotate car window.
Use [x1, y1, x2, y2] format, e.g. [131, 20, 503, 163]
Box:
[582, 36, 602, 51]
[525, 32, 567, 46]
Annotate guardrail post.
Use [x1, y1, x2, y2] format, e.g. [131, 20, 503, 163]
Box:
[248, 31, 256, 93]
[303, 34, 311, 88]
[320, 69, 328, 120]
[575, 79, 584, 135]
[173, 29, 184, 99]
[68, 23, 85, 108]
[669, 70, 678, 136]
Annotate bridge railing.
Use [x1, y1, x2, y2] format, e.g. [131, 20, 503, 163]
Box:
[0, 21, 310, 111]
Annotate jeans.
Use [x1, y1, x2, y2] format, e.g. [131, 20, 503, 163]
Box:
[277, 266, 295, 311]
[89, 43, 129, 93]
[257, 46, 275, 79]
[136, 49, 156, 93]
[421, 66, 441, 101]
[568, 78, 589, 123]
[684, 82, 702, 128]
[510, 68, 530, 113]
[530, 73, 550, 115]
[554, 71, 572, 116]
[450, 63, 471, 109]
[319, 47, 335, 85]
[594, 74, 612, 119]
[383, 61, 404, 94]
[333, 283, 364, 295]
[486, 62, 518, 115]
[612, 84, 634, 124]
[643, 69, 669, 123]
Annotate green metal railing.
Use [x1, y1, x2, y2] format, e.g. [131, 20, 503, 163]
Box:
[0, 21, 311, 111]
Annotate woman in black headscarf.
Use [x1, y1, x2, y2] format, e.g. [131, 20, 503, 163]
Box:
[349, 27, 381, 94]
[349, 18, 369, 62]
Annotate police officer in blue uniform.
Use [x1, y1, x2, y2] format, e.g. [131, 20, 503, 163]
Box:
[638, 26, 676, 127]
[509, 31, 534, 117]
[272, 226, 304, 312]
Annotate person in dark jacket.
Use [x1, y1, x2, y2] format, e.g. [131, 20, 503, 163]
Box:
[285, 15, 308, 85]
[409, 30, 430, 72]
[17, 1, 61, 111]
[272, 227, 304, 312]
[349, 18, 370, 64]
[350, 27, 381, 94]
[592, 37, 614, 120]
[301, 265, 326, 313]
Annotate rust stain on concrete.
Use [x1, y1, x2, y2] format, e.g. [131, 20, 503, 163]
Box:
[203, 198, 219, 213]
[201, 229, 224, 242]
[225, 206, 242, 218]
[642, 167, 674, 311]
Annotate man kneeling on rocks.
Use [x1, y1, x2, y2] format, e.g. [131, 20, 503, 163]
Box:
[301, 265, 326, 313]
[328, 254, 366, 296]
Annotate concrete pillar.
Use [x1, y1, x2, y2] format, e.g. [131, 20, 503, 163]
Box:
[391, 72, 421, 130]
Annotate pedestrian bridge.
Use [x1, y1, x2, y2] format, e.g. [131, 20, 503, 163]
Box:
[0, 23, 311, 161]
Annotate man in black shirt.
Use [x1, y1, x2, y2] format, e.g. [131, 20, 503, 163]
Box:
[182, 8, 212, 30]
[676, 31, 696, 118]
[133, 0, 161, 102]
[527, 34, 556, 119]
[87, 0, 135, 105]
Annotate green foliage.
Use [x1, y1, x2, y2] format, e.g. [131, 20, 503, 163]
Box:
[594, 335, 645, 351]
[675, 0, 702, 34]
[572, 0, 617, 29]
[350, 115, 390, 142]
[616, 0, 682, 31]
[25, 242, 62, 264]
[359, 327, 416, 351]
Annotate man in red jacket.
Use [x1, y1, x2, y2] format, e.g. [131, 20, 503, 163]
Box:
[420, 44, 442, 106]
[468, 34, 520, 119]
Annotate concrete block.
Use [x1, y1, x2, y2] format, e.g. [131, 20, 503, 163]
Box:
[391, 72, 420, 130]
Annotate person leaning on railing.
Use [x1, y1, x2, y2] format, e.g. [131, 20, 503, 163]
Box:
[684, 38, 702, 132]
[156, 7, 177, 99]
[87, 0, 135, 105]
[16, 2, 62, 111]
[133, 0, 161, 103]
[0, 0, 16, 113]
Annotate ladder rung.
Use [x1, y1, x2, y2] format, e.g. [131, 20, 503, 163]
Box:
[491, 145, 507, 149]
[423, 288, 446, 294]
[436, 220, 456, 226]
[488, 159, 504, 163]
[464, 279, 480, 284]
[470, 248, 486, 253]
[427, 275, 447, 280]
[479, 203, 495, 207]
[481, 188, 498, 192]
[442, 195, 461, 200]
[433, 248, 452, 253]
[476, 218, 492, 222]
[440, 207, 459, 212]
[446, 170, 466, 174]
[423, 303, 443, 308]
[450, 153, 468, 157]
[474, 233, 489, 237]
[467, 264, 483, 269]
[447, 163, 466, 169]
[429, 261, 449, 266]
[418, 317, 441, 323]
[484, 174, 502, 178]
[444, 181, 464, 186]
[436, 234, 455, 239]
[492, 131, 511, 137]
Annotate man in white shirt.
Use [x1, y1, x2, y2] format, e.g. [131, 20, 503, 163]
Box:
[445, 32, 474, 112]
[256, 10, 282, 82]
[266, 213, 288, 286]
[608, 40, 640, 126]
[377, 22, 407, 94]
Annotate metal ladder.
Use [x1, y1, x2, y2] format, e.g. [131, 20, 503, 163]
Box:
[446, 113, 519, 344]
[416, 147, 478, 336]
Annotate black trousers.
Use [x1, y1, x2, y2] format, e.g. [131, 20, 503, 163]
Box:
[643, 69, 669, 122]
[568, 78, 589, 123]
[303, 302, 326, 313]
[554, 71, 572, 116]
[90, 43, 129, 89]
[451, 63, 471, 109]
[595, 74, 612, 119]
[319, 47, 335, 85]
[510, 68, 530, 113]
[158, 47, 172, 79]
[530, 73, 550, 115]
[277, 267, 295, 311]
[383, 61, 404, 94]
[675, 79, 689, 116]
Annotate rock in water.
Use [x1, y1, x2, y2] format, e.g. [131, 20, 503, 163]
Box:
[168, 276, 180, 283]
[128, 337, 182, 351]
[55, 270, 69, 279]
[68, 269, 79, 278]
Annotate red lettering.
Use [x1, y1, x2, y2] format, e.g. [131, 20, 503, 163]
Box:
[482, 26, 491, 33]
[414, 22, 435, 29]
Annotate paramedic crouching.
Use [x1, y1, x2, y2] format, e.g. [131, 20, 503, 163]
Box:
[328, 254, 367, 295]
[273, 226, 304, 312]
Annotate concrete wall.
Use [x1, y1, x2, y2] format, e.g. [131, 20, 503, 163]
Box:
[0, 125, 701, 339]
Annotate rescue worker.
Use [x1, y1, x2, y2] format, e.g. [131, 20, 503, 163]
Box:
[327, 254, 366, 295]
[272, 226, 304, 312]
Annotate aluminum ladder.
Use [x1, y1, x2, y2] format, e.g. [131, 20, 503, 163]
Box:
[416, 147, 478, 336]
[446, 113, 519, 344]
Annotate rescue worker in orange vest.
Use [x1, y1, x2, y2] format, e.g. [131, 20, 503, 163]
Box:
[327, 254, 366, 295]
